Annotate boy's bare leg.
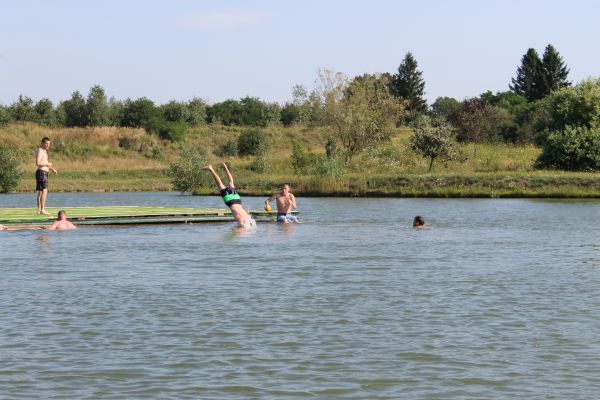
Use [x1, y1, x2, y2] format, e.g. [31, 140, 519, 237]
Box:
[39, 189, 50, 215]
[220, 162, 234, 187]
[203, 164, 226, 190]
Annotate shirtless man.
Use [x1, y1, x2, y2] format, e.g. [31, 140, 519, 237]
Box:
[44, 210, 76, 230]
[35, 137, 57, 215]
[204, 162, 256, 229]
[265, 183, 301, 223]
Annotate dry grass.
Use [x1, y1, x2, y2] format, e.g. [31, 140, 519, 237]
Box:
[2, 122, 599, 197]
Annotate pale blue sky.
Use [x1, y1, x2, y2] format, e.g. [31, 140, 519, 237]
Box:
[1, 0, 598, 106]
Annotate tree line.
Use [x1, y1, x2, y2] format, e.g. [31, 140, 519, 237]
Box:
[1, 43, 599, 172]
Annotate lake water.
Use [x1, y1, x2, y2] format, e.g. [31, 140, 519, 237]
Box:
[1, 192, 599, 399]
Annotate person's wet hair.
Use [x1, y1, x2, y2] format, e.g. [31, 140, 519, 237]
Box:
[413, 216, 425, 226]
[58, 210, 66, 219]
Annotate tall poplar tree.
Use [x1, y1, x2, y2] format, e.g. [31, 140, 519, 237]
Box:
[389, 52, 427, 113]
[541, 44, 570, 93]
[510, 48, 544, 101]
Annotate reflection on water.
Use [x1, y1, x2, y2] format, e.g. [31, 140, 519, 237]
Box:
[1, 192, 600, 399]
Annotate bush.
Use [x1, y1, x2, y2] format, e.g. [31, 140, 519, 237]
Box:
[410, 116, 461, 171]
[157, 122, 188, 142]
[237, 128, 268, 156]
[290, 141, 317, 174]
[0, 106, 12, 126]
[168, 148, 211, 193]
[536, 126, 600, 171]
[217, 139, 238, 157]
[0, 144, 23, 193]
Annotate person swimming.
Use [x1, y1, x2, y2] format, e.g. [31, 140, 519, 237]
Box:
[413, 216, 430, 229]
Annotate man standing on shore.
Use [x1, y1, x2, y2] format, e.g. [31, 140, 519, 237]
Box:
[35, 137, 57, 215]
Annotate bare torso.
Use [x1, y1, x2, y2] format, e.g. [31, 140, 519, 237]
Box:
[275, 193, 294, 214]
[36, 147, 49, 172]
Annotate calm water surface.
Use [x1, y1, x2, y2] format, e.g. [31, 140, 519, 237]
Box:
[1, 192, 599, 399]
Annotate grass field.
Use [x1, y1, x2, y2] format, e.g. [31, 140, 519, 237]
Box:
[2, 122, 600, 197]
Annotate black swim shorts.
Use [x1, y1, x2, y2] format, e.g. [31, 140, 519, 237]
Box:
[220, 186, 242, 207]
[35, 169, 49, 191]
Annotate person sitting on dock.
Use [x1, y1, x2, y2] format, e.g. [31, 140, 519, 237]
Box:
[265, 183, 301, 223]
[204, 162, 256, 229]
[44, 210, 76, 230]
[413, 216, 430, 229]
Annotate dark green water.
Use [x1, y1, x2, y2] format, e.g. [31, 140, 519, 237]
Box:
[1, 193, 599, 399]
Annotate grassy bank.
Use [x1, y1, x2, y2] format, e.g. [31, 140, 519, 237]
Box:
[2, 122, 600, 198]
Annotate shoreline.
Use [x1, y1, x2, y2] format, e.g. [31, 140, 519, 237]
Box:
[8, 173, 600, 199]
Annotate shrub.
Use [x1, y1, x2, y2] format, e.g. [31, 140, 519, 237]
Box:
[237, 128, 268, 156]
[0, 144, 23, 193]
[168, 148, 211, 193]
[290, 141, 317, 174]
[410, 115, 461, 171]
[217, 139, 238, 157]
[249, 154, 270, 173]
[0, 106, 12, 126]
[536, 126, 600, 171]
[157, 122, 188, 142]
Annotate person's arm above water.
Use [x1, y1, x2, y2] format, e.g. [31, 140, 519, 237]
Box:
[288, 193, 297, 209]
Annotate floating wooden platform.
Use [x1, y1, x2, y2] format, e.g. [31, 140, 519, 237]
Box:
[0, 206, 297, 228]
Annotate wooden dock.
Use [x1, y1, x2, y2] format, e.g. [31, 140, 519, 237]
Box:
[0, 206, 296, 228]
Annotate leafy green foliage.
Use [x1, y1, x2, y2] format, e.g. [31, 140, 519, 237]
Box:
[86, 85, 109, 126]
[60, 91, 87, 127]
[318, 69, 406, 161]
[9, 95, 38, 122]
[430, 97, 460, 119]
[157, 122, 188, 142]
[217, 139, 238, 157]
[544, 78, 600, 130]
[0, 144, 23, 193]
[0, 106, 12, 126]
[168, 148, 210, 193]
[449, 98, 511, 143]
[237, 128, 268, 156]
[389, 52, 427, 113]
[410, 116, 461, 171]
[207, 97, 278, 127]
[34, 98, 56, 126]
[536, 126, 600, 171]
[121, 97, 163, 131]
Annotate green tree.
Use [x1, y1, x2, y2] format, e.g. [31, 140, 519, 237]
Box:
[510, 48, 544, 101]
[86, 85, 109, 126]
[34, 98, 56, 126]
[317, 69, 406, 162]
[449, 98, 509, 143]
[107, 97, 124, 126]
[544, 78, 600, 131]
[186, 98, 207, 126]
[0, 106, 12, 126]
[0, 144, 23, 193]
[160, 100, 190, 123]
[389, 52, 427, 113]
[430, 97, 460, 119]
[207, 99, 242, 125]
[9, 95, 38, 122]
[410, 116, 460, 171]
[121, 97, 162, 131]
[168, 148, 210, 193]
[61, 91, 87, 127]
[541, 44, 570, 94]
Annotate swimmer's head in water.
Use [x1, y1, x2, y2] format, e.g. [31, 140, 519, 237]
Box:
[57, 210, 66, 220]
[413, 216, 425, 227]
